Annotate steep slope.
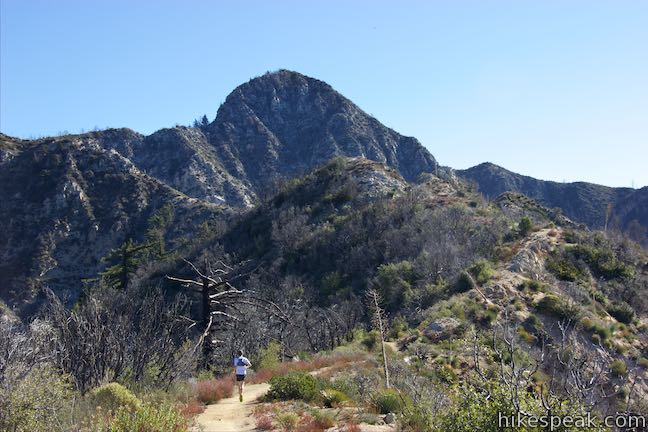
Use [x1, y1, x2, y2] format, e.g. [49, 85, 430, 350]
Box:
[83, 128, 254, 206]
[0, 135, 224, 316]
[132, 127, 253, 206]
[206, 70, 438, 192]
[459, 162, 648, 245]
[141, 157, 511, 313]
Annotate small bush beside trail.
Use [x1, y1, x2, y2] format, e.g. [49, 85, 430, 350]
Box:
[267, 371, 319, 402]
[88, 382, 142, 412]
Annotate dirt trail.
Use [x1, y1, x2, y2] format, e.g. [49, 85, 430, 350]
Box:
[193, 383, 270, 432]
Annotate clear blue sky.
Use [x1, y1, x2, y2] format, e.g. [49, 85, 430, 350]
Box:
[1, 1, 647, 188]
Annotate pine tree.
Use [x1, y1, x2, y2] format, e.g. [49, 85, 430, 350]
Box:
[100, 239, 151, 289]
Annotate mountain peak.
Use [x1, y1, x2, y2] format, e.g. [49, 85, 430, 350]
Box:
[233, 69, 332, 94]
[208, 70, 437, 190]
[213, 69, 347, 129]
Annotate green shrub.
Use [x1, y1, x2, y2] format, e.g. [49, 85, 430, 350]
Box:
[546, 254, 585, 281]
[468, 260, 495, 284]
[571, 244, 635, 280]
[88, 382, 142, 412]
[607, 301, 635, 324]
[389, 315, 409, 339]
[321, 388, 349, 407]
[518, 216, 533, 237]
[93, 403, 188, 431]
[402, 405, 433, 431]
[361, 330, 381, 351]
[610, 359, 627, 378]
[356, 413, 381, 425]
[329, 376, 362, 402]
[320, 271, 343, 298]
[455, 271, 476, 292]
[534, 295, 569, 320]
[374, 261, 415, 311]
[517, 327, 536, 344]
[372, 388, 403, 414]
[582, 318, 612, 343]
[522, 314, 543, 336]
[589, 288, 608, 304]
[474, 304, 499, 326]
[1, 365, 73, 432]
[511, 297, 524, 311]
[518, 279, 548, 293]
[196, 369, 215, 382]
[309, 408, 335, 428]
[256, 340, 282, 370]
[563, 230, 580, 243]
[435, 383, 605, 432]
[267, 372, 319, 402]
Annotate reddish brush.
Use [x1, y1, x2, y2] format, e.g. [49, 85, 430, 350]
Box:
[296, 416, 327, 432]
[194, 377, 234, 404]
[255, 414, 274, 430]
[177, 399, 205, 417]
[345, 422, 361, 432]
[249, 352, 366, 384]
[250, 369, 274, 383]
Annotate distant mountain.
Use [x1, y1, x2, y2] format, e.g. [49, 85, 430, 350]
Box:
[458, 162, 648, 245]
[0, 70, 440, 316]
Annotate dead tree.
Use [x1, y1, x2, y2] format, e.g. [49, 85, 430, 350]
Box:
[167, 259, 245, 369]
[167, 258, 290, 370]
[366, 288, 390, 388]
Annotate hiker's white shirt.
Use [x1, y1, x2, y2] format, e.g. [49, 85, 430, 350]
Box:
[234, 356, 251, 375]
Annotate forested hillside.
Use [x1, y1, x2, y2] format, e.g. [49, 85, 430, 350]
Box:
[3, 156, 647, 431]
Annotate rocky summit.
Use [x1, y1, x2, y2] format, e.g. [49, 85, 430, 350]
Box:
[206, 70, 438, 191]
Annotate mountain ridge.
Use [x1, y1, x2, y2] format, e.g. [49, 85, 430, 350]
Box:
[1, 69, 647, 316]
[2, 70, 646, 245]
[458, 162, 647, 245]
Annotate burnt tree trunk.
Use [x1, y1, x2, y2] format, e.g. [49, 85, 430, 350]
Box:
[200, 276, 213, 370]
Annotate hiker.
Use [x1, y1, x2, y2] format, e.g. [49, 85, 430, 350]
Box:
[233, 349, 252, 402]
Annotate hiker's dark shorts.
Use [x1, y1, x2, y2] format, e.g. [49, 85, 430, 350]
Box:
[236, 374, 246, 382]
